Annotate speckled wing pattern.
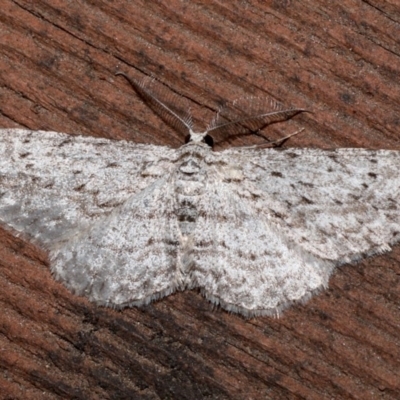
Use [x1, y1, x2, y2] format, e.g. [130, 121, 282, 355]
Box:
[0, 129, 176, 243]
[235, 147, 400, 263]
[182, 147, 400, 316]
[0, 127, 399, 317]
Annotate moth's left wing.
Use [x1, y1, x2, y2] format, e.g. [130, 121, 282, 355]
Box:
[0, 129, 176, 244]
[224, 147, 400, 264]
[189, 178, 334, 317]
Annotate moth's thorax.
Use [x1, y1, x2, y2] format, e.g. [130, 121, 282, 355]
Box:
[174, 146, 209, 239]
[175, 141, 213, 192]
[175, 156, 207, 194]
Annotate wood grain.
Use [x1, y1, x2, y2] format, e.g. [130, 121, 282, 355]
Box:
[0, 1, 399, 399]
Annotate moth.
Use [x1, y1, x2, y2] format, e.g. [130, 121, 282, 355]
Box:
[0, 73, 399, 317]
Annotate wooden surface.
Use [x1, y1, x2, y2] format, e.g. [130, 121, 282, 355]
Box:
[1, 1, 400, 399]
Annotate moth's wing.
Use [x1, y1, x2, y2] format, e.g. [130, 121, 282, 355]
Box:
[224, 147, 400, 264]
[0, 129, 176, 244]
[49, 174, 182, 307]
[190, 178, 334, 317]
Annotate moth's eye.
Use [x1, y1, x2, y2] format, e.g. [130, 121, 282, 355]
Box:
[184, 134, 214, 147]
[203, 135, 214, 148]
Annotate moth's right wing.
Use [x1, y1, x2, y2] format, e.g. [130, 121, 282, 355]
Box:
[49, 174, 182, 308]
[0, 129, 176, 244]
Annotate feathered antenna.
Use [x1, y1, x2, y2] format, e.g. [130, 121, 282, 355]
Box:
[206, 96, 306, 145]
[116, 72, 193, 136]
[117, 73, 306, 147]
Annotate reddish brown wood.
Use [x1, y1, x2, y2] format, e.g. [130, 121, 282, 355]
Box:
[0, 1, 400, 399]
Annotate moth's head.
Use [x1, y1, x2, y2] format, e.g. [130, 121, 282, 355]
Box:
[185, 130, 214, 148]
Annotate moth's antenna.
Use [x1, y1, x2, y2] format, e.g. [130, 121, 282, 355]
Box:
[207, 108, 306, 142]
[206, 96, 307, 144]
[254, 128, 305, 148]
[116, 72, 193, 136]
